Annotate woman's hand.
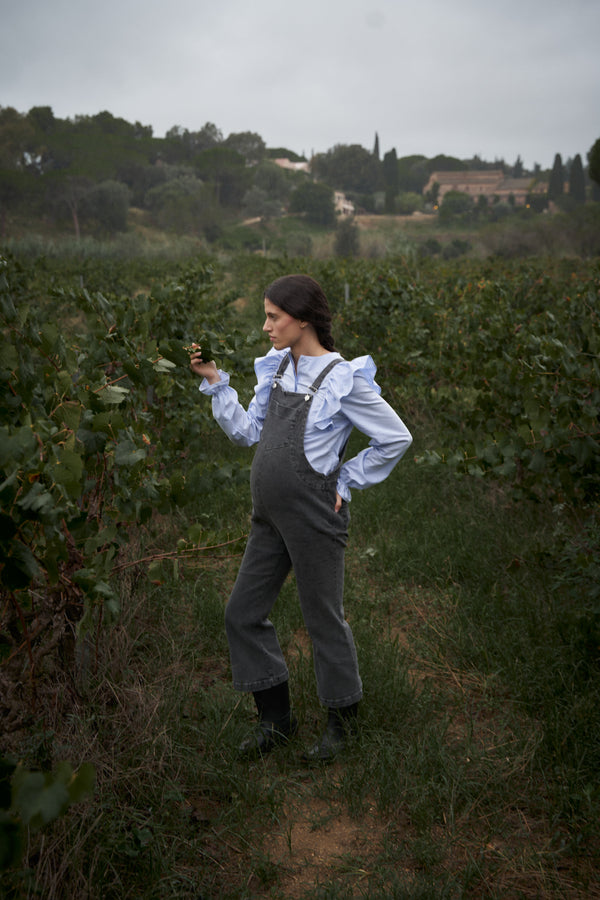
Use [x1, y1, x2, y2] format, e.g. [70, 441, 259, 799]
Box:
[190, 347, 220, 384]
[335, 491, 343, 513]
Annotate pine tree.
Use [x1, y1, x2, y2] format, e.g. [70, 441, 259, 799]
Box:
[568, 154, 585, 205]
[548, 153, 564, 201]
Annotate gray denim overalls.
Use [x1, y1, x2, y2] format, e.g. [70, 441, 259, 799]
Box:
[224, 354, 363, 709]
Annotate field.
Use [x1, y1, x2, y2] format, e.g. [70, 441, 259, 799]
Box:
[3, 197, 600, 263]
[1, 249, 599, 898]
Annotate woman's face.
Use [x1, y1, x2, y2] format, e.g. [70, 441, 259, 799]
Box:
[263, 297, 304, 351]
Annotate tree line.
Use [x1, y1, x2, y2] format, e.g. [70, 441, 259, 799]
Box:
[1, 106, 598, 240]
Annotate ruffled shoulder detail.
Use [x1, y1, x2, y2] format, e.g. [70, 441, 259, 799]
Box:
[311, 355, 381, 429]
[253, 348, 288, 407]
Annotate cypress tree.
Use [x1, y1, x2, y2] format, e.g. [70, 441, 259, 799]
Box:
[513, 155, 524, 177]
[588, 138, 600, 187]
[548, 153, 564, 201]
[568, 154, 585, 205]
[588, 138, 600, 201]
[373, 132, 380, 161]
[382, 148, 399, 213]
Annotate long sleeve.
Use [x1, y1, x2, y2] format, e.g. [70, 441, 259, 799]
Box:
[336, 376, 412, 500]
[197, 351, 283, 446]
[199, 372, 264, 446]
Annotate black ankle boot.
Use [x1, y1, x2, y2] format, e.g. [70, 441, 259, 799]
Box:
[238, 681, 298, 758]
[303, 703, 359, 763]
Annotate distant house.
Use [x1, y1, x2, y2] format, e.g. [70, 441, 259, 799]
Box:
[273, 158, 311, 174]
[423, 170, 546, 207]
[334, 191, 355, 217]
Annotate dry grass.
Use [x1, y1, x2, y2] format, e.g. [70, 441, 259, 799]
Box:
[3, 561, 598, 898]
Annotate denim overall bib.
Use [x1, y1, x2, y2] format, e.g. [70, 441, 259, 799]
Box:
[224, 354, 363, 708]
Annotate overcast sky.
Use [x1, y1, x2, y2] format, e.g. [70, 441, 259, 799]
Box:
[2, 0, 599, 170]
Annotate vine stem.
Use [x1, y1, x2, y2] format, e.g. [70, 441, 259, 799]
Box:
[110, 536, 247, 573]
[8, 591, 37, 701]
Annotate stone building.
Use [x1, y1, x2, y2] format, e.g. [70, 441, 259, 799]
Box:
[423, 170, 546, 206]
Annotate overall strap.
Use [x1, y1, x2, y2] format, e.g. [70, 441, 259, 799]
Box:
[307, 357, 344, 394]
[272, 354, 291, 386]
[309, 358, 348, 464]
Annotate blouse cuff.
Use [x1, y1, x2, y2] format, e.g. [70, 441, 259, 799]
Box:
[336, 479, 352, 502]
[198, 370, 230, 394]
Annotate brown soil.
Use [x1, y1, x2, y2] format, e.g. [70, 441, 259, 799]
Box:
[267, 794, 394, 898]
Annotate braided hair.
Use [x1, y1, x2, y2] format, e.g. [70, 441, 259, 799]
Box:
[264, 274, 336, 352]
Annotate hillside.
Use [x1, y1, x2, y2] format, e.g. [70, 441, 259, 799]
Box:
[2, 105, 597, 257]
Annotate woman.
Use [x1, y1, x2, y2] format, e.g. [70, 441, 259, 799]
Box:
[191, 274, 412, 761]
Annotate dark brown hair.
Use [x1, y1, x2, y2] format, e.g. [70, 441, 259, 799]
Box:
[264, 274, 336, 352]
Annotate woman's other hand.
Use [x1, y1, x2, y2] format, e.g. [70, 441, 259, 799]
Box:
[190, 347, 220, 384]
[335, 492, 343, 513]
